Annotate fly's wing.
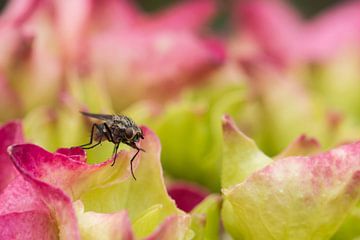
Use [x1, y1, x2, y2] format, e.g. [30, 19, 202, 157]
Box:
[80, 112, 114, 121]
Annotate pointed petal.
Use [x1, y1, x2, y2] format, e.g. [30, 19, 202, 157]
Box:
[276, 134, 321, 159]
[221, 115, 271, 188]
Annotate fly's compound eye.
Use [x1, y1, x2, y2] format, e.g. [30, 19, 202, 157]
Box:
[125, 127, 134, 139]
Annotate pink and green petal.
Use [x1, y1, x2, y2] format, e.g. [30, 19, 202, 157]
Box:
[74, 201, 134, 240]
[80, 127, 181, 237]
[221, 115, 271, 189]
[9, 143, 138, 199]
[222, 141, 360, 239]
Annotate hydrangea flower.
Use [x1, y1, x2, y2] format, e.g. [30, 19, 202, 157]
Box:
[1, 121, 221, 239]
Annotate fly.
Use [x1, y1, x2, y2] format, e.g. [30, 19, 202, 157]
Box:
[78, 111, 145, 180]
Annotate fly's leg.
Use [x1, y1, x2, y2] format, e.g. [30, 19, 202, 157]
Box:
[129, 148, 140, 180]
[78, 123, 103, 149]
[111, 143, 120, 167]
[103, 123, 115, 143]
[103, 123, 120, 166]
[124, 142, 145, 180]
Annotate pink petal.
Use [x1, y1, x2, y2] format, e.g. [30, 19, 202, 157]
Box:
[148, 0, 216, 31]
[236, 0, 302, 67]
[22, 176, 80, 239]
[85, 0, 140, 33]
[0, 176, 78, 239]
[0, 121, 24, 192]
[302, 0, 360, 61]
[52, 0, 92, 62]
[0, 176, 45, 215]
[90, 29, 225, 104]
[167, 182, 209, 212]
[236, 0, 360, 66]
[0, 211, 59, 240]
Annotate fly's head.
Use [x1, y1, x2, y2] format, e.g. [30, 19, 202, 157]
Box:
[116, 115, 144, 146]
[124, 125, 144, 144]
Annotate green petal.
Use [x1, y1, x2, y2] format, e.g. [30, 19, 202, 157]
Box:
[190, 194, 221, 240]
[80, 128, 183, 238]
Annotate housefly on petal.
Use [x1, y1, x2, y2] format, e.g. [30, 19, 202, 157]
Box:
[77, 111, 145, 180]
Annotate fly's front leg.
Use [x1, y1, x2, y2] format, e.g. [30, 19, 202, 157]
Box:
[124, 142, 145, 180]
[103, 123, 115, 143]
[129, 148, 140, 180]
[111, 143, 120, 167]
[79, 123, 103, 149]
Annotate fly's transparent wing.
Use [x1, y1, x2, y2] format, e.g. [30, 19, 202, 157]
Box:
[80, 112, 114, 121]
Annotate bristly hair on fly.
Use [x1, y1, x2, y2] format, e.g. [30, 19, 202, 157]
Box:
[77, 111, 145, 180]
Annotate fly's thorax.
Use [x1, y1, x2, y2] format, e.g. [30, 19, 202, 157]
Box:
[107, 123, 125, 143]
[104, 116, 142, 143]
[112, 115, 136, 128]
